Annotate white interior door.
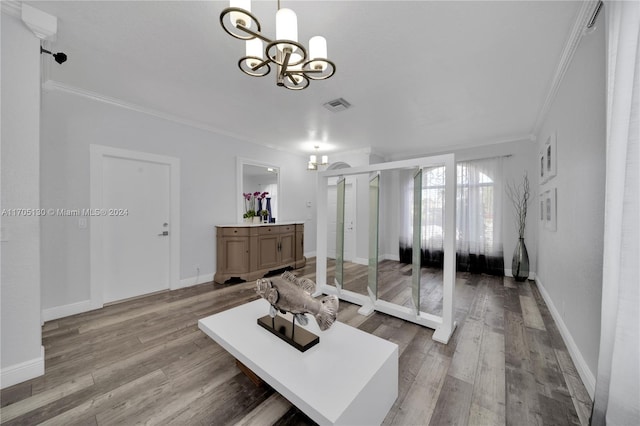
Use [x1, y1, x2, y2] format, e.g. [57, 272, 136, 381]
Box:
[102, 156, 171, 303]
[328, 178, 355, 261]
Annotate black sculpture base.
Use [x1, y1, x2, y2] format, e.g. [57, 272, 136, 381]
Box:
[257, 315, 319, 352]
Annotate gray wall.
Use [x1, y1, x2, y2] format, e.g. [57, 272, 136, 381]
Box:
[535, 17, 606, 387]
[1, 12, 43, 385]
[40, 89, 317, 313]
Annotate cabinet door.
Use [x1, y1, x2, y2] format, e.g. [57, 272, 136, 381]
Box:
[279, 232, 296, 264]
[222, 237, 249, 273]
[295, 225, 304, 263]
[257, 234, 280, 269]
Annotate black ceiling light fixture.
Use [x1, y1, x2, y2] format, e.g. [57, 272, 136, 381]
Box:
[40, 46, 67, 64]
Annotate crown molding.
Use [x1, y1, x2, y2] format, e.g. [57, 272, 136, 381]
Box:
[386, 133, 535, 162]
[41, 79, 297, 154]
[1, 1, 21, 18]
[532, 0, 600, 136]
[21, 3, 57, 40]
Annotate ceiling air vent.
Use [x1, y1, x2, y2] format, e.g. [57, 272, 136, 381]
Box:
[323, 98, 351, 112]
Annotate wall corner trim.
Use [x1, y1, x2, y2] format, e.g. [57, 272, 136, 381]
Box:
[0, 1, 21, 18]
[532, 0, 600, 135]
[535, 277, 596, 399]
[0, 346, 45, 389]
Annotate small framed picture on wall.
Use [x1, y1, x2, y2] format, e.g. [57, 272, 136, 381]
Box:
[540, 194, 545, 222]
[539, 150, 547, 183]
[544, 188, 557, 231]
[545, 132, 557, 181]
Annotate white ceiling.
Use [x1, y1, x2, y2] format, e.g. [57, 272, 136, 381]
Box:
[29, 0, 582, 159]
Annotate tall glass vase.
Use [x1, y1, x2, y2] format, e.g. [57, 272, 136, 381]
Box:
[265, 197, 272, 223]
[512, 238, 529, 282]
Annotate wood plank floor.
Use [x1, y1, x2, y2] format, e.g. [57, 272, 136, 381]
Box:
[1, 258, 592, 425]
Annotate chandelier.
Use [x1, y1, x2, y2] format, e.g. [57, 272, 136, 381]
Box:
[307, 146, 328, 170]
[220, 0, 336, 91]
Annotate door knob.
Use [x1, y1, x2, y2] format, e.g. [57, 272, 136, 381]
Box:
[158, 231, 169, 236]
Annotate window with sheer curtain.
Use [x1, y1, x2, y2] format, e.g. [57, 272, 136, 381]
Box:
[399, 157, 504, 275]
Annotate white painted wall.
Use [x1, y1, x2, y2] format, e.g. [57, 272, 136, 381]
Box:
[40, 89, 316, 315]
[0, 12, 44, 387]
[535, 19, 606, 393]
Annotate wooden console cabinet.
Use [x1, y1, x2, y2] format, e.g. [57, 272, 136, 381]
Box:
[215, 222, 305, 284]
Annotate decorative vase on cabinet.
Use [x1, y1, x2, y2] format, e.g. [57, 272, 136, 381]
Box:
[512, 238, 529, 282]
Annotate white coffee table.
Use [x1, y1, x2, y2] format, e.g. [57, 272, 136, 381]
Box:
[198, 299, 398, 426]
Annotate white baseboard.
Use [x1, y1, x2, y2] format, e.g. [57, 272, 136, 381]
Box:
[535, 277, 596, 398]
[0, 346, 45, 389]
[42, 299, 96, 322]
[178, 273, 214, 289]
[352, 257, 369, 266]
[41, 274, 215, 323]
[304, 251, 316, 258]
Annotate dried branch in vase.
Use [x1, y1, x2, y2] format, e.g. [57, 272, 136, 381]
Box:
[506, 173, 531, 239]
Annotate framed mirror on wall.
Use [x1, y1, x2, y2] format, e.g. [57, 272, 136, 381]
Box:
[236, 158, 280, 223]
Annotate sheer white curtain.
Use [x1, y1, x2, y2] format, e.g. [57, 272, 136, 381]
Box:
[399, 166, 448, 266]
[399, 169, 414, 261]
[592, 2, 640, 425]
[456, 158, 504, 274]
[399, 158, 504, 275]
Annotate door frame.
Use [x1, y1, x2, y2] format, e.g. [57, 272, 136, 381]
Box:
[89, 145, 180, 309]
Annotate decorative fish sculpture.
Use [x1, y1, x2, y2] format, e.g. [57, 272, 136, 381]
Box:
[256, 271, 339, 331]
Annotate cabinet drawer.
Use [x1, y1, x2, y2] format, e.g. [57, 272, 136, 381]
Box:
[258, 225, 296, 235]
[218, 227, 250, 237]
[258, 226, 280, 235]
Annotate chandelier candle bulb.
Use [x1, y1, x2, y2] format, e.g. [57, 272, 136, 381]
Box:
[309, 155, 317, 164]
[276, 8, 298, 52]
[309, 36, 327, 70]
[230, 0, 251, 27]
[321, 155, 328, 165]
[245, 38, 263, 67]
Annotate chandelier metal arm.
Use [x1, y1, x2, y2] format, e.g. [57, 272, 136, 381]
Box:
[279, 50, 291, 81]
[287, 73, 300, 86]
[235, 23, 273, 44]
[250, 58, 272, 72]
